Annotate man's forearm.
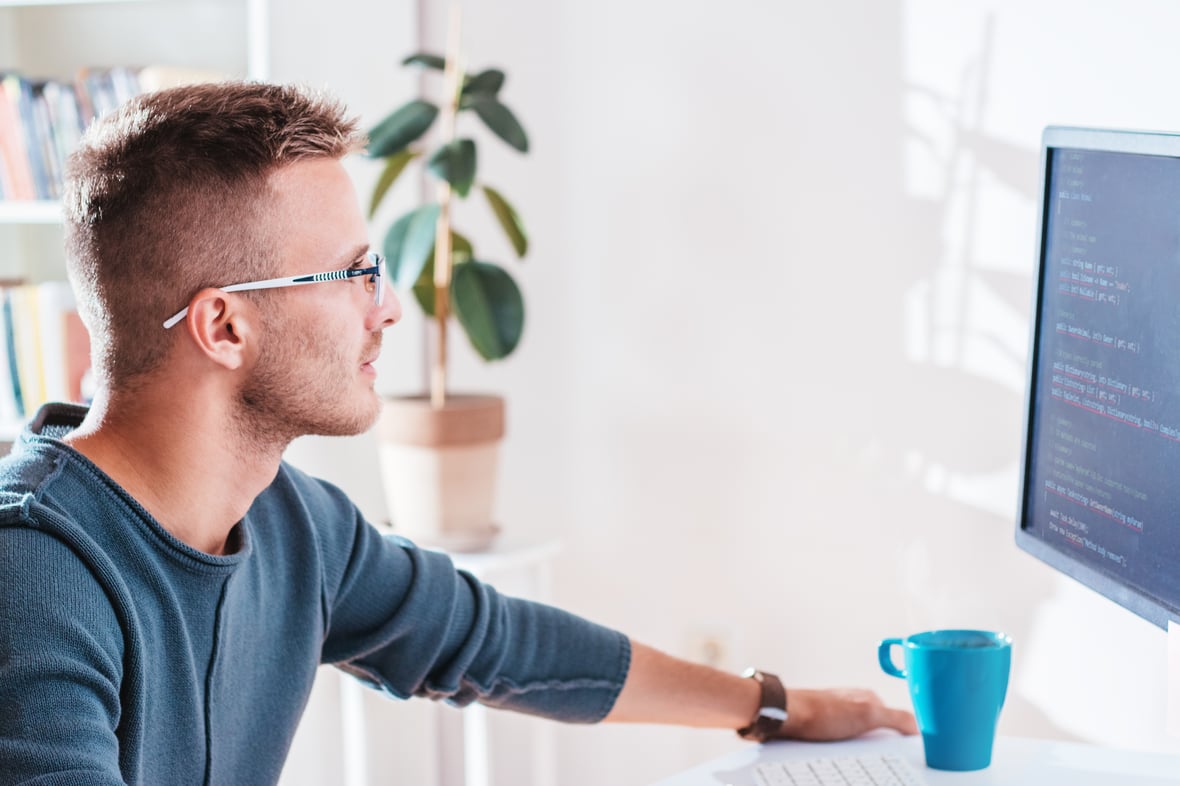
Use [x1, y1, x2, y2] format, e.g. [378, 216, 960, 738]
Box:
[603, 640, 760, 729]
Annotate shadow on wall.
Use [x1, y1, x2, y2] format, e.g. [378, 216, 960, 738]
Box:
[884, 10, 1073, 743]
[596, 1, 1070, 738]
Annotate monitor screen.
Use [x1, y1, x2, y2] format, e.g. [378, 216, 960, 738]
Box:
[1016, 126, 1180, 629]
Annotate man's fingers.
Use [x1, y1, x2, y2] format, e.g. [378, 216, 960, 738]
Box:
[879, 705, 919, 735]
[783, 688, 918, 740]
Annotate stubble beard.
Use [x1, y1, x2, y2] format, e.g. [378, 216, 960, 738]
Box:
[235, 324, 384, 452]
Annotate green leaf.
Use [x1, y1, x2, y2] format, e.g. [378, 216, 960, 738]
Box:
[451, 260, 525, 360]
[450, 230, 474, 261]
[412, 256, 435, 315]
[366, 100, 439, 158]
[427, 138, 477, 197]
[411, 231, 473, 317]
[482, 185, 528, 257]
[465, 97, 529, 153]
[461, 69, 505, 102]
[382, 203, 441, 289]
[402, 53, 446, 70]
[369, 150, 419, 218]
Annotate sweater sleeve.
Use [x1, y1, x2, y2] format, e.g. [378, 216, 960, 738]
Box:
[0, 523, 127, 786]
[293, 471, 631, 723]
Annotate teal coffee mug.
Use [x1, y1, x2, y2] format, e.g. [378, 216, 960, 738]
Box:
[878, 629, 1012, 771]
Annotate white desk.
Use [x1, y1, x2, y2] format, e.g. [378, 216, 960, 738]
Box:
[651, 734, 1180, 786]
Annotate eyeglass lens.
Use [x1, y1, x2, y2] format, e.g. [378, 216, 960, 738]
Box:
[372, 254, 385, 306]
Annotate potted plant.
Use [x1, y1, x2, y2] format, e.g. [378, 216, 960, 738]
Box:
[367, 30, 530, 550]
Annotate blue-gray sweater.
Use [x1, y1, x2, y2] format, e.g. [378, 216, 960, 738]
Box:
[0, 404, 630, 785]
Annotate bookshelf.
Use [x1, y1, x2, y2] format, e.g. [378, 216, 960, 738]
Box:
[0, 0, 270, 445]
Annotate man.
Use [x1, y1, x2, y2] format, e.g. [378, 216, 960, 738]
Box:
[0, 82, 915, 785]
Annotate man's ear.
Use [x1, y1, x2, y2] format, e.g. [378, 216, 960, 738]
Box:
[183, 289, 256, 371]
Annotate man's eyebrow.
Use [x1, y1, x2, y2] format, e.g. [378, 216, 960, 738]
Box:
[336, 244, 371, 268]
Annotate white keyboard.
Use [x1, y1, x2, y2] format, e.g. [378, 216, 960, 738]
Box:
[753, 754, 926, 786]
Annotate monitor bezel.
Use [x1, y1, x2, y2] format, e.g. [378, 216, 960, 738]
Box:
[1015, 125, 1180, 631]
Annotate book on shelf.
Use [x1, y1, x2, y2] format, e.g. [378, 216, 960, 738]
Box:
[0, 65, 226, 202]
[0, 281, 92, 426]
[0, 74, 37, 201]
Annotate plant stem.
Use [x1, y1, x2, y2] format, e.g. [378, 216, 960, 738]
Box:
[431, 190, 451, 408]
[431, 5, 463, 408]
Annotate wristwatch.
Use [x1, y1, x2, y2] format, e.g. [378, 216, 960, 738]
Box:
[736, 668, 788, 741]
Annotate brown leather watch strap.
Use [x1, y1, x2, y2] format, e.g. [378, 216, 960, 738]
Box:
[736, 668, 788, 741]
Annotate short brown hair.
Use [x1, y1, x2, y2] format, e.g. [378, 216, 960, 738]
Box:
[64, 81, 365, 390]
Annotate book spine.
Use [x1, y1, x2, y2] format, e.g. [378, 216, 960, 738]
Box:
[0, 289, 17, 426]
[2, 290, 24, 418]
[13, 286, 46, 413]
[0, 75, 37, 201]
[12, 78, 50, 200]
[30, 82, 61, 200]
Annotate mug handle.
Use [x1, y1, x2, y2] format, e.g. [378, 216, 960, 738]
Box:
[877, 638, 906, 678]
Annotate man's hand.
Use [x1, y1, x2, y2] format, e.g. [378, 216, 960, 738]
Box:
[605, 641, 917, 741]
[778, 688, 918, 740]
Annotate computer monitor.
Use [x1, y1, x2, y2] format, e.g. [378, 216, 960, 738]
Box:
[1016, 125, 1180, 630]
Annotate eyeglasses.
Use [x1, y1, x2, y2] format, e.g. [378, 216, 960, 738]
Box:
[163, 252, 387, 329]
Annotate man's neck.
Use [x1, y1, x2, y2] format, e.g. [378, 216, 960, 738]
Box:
[63, 384, 286, 556]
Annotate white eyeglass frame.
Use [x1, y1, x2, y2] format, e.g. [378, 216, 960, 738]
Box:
[162, 252, 386, 329]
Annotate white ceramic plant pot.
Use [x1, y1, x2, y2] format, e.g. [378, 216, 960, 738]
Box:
[377, 394, 504, 552]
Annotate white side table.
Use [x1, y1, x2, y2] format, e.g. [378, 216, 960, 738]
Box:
[339, 539, 562, 786]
